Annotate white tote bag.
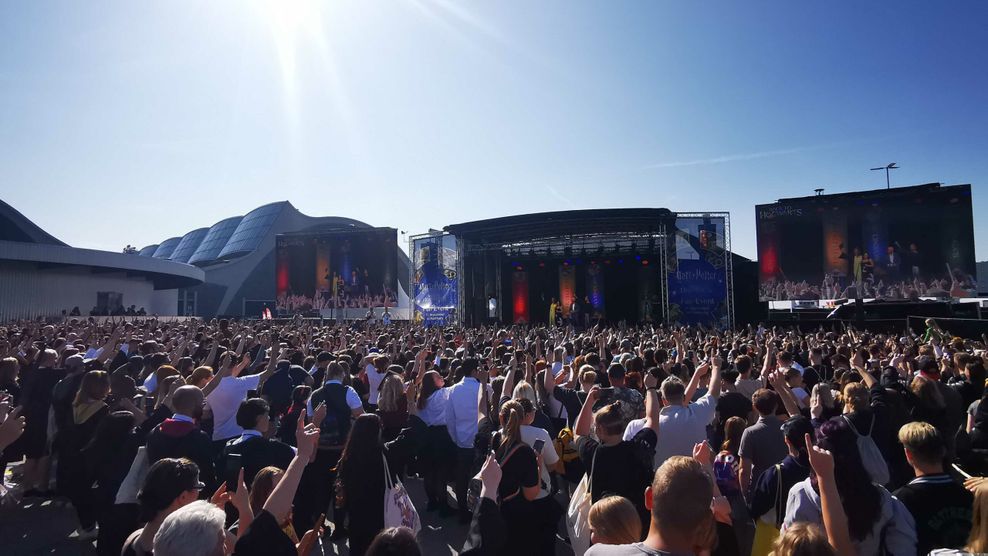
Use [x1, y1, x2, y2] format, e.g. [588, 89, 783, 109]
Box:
[115, 446, 150, 505]
[382, 453, 421, 535]
[566, 450, 597, 556]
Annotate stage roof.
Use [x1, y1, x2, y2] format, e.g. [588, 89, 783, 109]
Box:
[445, 208, 675, 243]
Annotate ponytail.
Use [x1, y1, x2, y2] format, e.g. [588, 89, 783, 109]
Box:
[499, 400, 523, 450]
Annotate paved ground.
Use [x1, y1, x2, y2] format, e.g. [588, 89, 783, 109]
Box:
[1, 464, 574, 555]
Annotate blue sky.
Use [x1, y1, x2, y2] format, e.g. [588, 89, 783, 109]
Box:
[2, 1, 986, 260]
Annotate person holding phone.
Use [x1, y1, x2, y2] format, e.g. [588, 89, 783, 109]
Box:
[574, 377, 661, 534]
[516, 397, 563, 552]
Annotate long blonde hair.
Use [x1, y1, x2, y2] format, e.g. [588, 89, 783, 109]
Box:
[377, 374, 404, 413]
[588, 496, 642, 545]
[967, 484, 988, 553]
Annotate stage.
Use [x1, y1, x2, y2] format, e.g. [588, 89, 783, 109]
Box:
[427, 208, 735, 327]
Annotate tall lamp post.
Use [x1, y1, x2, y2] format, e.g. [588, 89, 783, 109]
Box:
[870, 162, 899, 189]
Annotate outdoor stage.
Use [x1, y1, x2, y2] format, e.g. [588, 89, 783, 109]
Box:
[411, 208, 736, 327]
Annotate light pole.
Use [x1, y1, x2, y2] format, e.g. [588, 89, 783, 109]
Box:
[870, 162, 899, 189]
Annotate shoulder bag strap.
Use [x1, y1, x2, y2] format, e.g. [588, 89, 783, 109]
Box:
[498, 442, 527, 503]
[867, 413, 875, 436]
[382, 452, 394, 490]
[773, 463, 784, 528]
[587, 446, 599, 494]
[842, 414, 862, 437]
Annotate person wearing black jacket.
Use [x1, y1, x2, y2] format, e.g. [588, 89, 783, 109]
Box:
[894, 422, 972, 555]
[747, 416, 813, 530]
[261, 361, 312, 421]
[145, 385, 216, 490]
[220, 398, 295, 485]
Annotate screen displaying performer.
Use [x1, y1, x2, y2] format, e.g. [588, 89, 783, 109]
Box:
[756, 184, 977, 301]
[275, 228, 398, 313]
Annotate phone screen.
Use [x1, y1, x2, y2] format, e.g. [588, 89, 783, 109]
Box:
[225, 453, 242, 493]
[532, 438, 545, 454]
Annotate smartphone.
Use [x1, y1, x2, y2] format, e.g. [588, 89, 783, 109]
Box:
[533, 438, 545, 454]
[598, 387, 615, 402]
[225, 453, 242, 493]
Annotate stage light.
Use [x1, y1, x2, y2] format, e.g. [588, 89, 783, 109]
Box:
[512, 261, 520, 267]
[604, 259, 611, 265]
[635, 255, 642, 261]
[539, 261, 545, 268]
[563, 260, 570, 266]
[618, 259, 624, 264]
[642, 259, 649, 266]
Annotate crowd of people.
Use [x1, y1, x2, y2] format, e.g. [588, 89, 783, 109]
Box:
[1, 316, 988, 555]
[276, 291, 397, 314]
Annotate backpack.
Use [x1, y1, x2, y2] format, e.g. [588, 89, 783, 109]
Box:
[553, 426, 585, 484]
[843, 414, 890, 486]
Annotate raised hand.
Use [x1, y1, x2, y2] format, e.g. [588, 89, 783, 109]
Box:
[692, 441, 714, 468]
[804, 433, 834, 480]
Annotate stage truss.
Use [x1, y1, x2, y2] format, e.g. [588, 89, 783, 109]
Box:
[411, 210, 735, 328]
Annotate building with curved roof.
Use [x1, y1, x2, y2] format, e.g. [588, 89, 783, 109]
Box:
[0, 200, 204, 321]
[138, 201, 411, 317]
[188, 216, 242, 265]
[169, 228, 208, 263]
[138, 244, 159, 257]
[152, 237, 182, 259]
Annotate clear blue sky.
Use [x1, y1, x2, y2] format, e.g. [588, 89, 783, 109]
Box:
[2, 1, 986, 260]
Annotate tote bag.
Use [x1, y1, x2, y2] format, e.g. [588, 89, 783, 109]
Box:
[751, 464, 783, 556]
[565, 450, 597, 556]
[382, 453, 421, 535]
[114, 446, 149, 505]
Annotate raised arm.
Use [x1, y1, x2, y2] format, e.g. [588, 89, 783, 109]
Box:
[573, 386, 600, 438]
[643, 375, 660, 435]
[263, 414, 318, 521]
[806, 434, 854, 556]
[502, 355, 519, 401]
[543, 354, 557, 401]
[767, 371, 800, 418]
[683, 361, 709, 404]
[707, 355, 723, 399]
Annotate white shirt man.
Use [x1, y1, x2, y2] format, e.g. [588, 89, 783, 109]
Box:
[446, 374, 482, 448]
[364, 357, 387, 406]
[626, 359, 722, 468]
[208, 373, 262, 441]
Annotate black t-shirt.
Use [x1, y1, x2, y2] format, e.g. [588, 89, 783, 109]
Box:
[576, 428, 657, 516]
[894, 474, 973, 556]
[233, 510, 295, 556]
[553, 386, 588, 428]
[494, 440, 539, 501]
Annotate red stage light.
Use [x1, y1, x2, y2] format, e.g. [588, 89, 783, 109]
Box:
[642, 260, 649, 265]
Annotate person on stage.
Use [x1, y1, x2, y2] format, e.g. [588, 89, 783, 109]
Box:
[549, 298, 558, 326]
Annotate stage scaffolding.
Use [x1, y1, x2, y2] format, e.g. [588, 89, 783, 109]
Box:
[409, 209, 735, 328]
